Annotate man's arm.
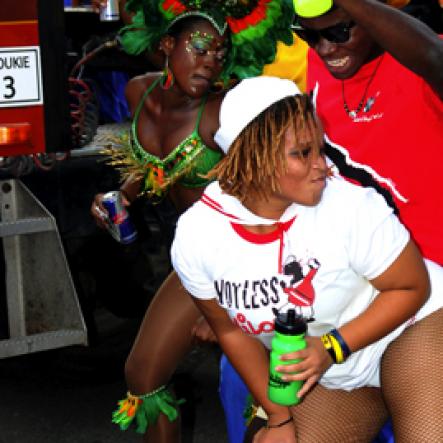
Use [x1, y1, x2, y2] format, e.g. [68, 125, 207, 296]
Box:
[334, 0, 443, 98]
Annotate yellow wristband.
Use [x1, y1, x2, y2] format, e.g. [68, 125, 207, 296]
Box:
[321, 333, 347, 364]
[328, 334, 345, 364]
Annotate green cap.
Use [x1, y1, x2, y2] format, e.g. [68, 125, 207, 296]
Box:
[293, 0, 333, 18]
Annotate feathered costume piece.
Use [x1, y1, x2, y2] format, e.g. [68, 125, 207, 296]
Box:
[112, 387, 185, 434]
[108, 1, 295, 433]
[120, 0, 294, 81]
[104, 0, 295, 199]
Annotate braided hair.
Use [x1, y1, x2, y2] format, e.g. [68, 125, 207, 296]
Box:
[209, 94, 322, 202]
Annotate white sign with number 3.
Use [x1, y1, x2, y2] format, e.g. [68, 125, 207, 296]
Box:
[0, 46, 43, 108]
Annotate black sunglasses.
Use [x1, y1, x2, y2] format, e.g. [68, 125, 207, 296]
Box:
[291, 21, 355, 46]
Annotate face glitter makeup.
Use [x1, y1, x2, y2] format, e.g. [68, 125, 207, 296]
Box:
[185, 31, 227, 61]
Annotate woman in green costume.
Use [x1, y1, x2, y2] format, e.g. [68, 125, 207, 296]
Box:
[90, 1, 295, 441]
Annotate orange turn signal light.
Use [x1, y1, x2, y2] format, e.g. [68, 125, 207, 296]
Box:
[0, 123, 32, 146]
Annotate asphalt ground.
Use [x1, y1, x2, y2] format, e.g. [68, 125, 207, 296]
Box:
[0, 311, 228, 443]
[0, 140, 229, 443]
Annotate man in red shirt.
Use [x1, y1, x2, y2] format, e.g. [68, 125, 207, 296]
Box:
[296, 0, 443, 267]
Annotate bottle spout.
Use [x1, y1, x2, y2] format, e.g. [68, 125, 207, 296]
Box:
[275, 309, 307, 335]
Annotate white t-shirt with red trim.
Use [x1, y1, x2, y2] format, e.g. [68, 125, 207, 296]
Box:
[171, 179, 443, 390]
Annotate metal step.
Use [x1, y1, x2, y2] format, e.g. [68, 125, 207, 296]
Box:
[0, 179, 87, 358]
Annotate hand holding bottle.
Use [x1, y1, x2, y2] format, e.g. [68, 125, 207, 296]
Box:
[275, 335, 334, 399]
[268, 310, 307, 406]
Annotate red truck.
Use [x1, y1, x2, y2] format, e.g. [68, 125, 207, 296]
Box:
[0, 0, 162, 359]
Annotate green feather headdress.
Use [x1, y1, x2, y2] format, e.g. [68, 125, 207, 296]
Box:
[120, 0, 294, 82]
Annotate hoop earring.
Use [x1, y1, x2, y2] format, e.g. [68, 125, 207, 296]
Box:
[160, 56, 174, 90]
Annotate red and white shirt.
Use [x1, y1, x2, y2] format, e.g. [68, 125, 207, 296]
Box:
[172, 179, 443, 390]
[308, 48, 443, 266]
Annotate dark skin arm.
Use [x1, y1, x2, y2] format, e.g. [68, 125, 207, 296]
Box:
[117, 75, 157, 202]
[90, 74, 151, 226]
[276, 240, 430, 398]
[333, 0, 443, 98]
[194, 297, 297, 442]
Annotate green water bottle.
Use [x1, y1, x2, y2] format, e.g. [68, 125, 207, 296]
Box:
[268, 309, 307, 406]
[293, 0, 333, 18]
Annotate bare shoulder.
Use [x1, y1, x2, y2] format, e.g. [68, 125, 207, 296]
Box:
[205, 91, 226, 130]
[206, 88, 227, 110]
[124, 72, 161, 112]
[205, 83, 236, 118]
[199, 89, 227, 149]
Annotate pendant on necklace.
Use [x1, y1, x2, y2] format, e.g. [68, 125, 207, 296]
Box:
[342, 100, 362, 120]
[348, 110, 357, 119]
[341, 55, 385, 122]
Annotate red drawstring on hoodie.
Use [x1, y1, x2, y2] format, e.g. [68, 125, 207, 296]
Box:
[277, 222, 285, 274]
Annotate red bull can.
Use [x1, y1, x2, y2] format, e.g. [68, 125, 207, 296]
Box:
[100, 0, 120, 21]
[102, 191, 137, 244]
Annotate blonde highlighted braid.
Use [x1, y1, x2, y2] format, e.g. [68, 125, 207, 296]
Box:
[208, 94, 322, 203]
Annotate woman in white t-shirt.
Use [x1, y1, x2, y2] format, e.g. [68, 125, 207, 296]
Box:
[171, 76, 443, 443]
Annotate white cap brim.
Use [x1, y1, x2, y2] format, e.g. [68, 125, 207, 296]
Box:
[215, 76, 301, 154]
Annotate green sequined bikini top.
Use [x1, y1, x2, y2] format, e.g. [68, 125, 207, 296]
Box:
[130, 76, 222, 197]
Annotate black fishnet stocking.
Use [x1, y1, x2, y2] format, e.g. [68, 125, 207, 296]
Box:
[244, 384, 388, 443]
[292, 384, 387, 442]
[244, 309, 443, 443]
[381, 308, 443, 443]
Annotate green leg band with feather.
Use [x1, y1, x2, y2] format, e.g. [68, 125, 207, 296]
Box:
[112, 386, 185, 434]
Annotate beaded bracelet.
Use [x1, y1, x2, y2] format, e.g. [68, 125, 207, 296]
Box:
[266, 416, 293, 429]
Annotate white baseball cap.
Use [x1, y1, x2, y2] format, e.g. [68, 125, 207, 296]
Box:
[215, 76, 301, 154]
